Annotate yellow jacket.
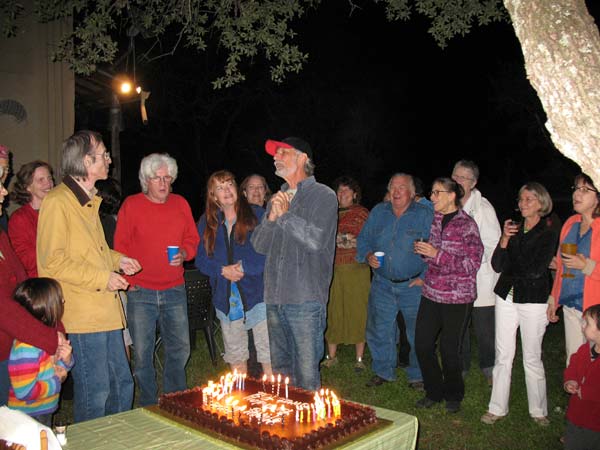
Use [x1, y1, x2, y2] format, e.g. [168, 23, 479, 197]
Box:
[37, 177, 124, 333]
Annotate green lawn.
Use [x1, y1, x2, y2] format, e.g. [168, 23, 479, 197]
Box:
[56, 318, 569, 450]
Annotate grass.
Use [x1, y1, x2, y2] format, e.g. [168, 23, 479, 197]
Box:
[55, 319, 569, 450]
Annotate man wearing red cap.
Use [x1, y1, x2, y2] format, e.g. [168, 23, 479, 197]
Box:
[251, 137, 338, 391]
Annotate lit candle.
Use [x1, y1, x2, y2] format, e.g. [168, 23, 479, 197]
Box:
[271, 374, 275, 394]
[262, 374, 267, 392]
[285, 377, 289, 399]
[277, 374, 281, 397]
[242, 373, 246, 391]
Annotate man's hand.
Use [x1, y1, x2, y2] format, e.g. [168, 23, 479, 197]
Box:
[119, 256, 142, 275]
[268, 191, 290, 221]
[169, 249, 187, 267]
[107, 272, 129, 291]
[366, 252, 380, 269]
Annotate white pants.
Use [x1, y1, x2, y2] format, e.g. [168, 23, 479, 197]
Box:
[563, 306, 585, 366]
[488, 296, 549, 418]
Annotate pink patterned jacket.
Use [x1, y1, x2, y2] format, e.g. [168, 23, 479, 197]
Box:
[422, 209, 483, 304]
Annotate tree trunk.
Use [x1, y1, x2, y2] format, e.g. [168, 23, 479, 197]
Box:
[504, 0, 600, 184]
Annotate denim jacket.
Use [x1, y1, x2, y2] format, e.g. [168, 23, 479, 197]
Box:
[251, 176, 338, 305]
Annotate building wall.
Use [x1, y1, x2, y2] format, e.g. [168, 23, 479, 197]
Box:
[0, 0, 74, 211]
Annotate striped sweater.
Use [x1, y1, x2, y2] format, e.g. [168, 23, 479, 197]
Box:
[8, 340, 73, 417]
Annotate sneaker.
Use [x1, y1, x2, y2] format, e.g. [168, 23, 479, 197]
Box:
[446, 400, 461, 413]
[321, 356, 338, 368]
[533, 416, 550, 427]
[480, 412, 503, 425]
[354, 360, 366, 372]
[486, 376, 493, 387]
[415, 397, 440, 409]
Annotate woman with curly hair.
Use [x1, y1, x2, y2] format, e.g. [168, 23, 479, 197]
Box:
[8, 161, 53, 277]
[196, 170, 271, 375]
[322, 176, 370, 371]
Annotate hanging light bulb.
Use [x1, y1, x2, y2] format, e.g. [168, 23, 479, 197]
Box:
[120, 81, 132, 94]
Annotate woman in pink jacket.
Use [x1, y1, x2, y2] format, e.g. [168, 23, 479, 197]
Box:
[414, 177, 483, 414]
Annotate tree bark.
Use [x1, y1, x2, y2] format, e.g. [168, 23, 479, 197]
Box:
[504, 0, 600, 184]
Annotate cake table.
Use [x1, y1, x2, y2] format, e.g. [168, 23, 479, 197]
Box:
[62, 404, 417, 450]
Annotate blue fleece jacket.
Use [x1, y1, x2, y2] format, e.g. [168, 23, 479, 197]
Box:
[195, 205, 266, 315]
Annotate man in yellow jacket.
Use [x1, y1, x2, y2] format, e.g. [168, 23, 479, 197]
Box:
[38, 130, 141, 423]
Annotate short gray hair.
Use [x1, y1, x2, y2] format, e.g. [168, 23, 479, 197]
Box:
[61, 130, 103, 179]
[138, 153, 178, 193]
[387, 173, 415, 195]
[519, 182, 553, 217]
[453, 160, 480, 181]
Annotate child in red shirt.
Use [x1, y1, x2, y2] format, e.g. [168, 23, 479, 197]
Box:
[563, 304, 600, 450]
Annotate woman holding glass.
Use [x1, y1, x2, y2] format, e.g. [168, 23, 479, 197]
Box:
[196, 170, 271, 376]
[414, 177, 483, 414]
[547, 173, 600, 364]
[481, 182, 558, 426]
[322, 176, 370, 371]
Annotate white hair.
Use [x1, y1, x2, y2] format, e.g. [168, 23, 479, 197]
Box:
[138, 153, 178, 193]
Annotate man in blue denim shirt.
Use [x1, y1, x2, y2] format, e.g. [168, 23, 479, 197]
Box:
[251, 137, 337, 391]
[357, 173, 433, 388]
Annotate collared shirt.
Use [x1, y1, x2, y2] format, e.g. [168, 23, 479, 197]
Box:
[357, 201, 433, 281]
[251, 176, 338, 305]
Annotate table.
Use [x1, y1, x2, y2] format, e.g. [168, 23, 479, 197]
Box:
[63, 405, 418, 450]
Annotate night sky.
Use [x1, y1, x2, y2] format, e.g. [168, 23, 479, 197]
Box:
[76, 1, 600, 222]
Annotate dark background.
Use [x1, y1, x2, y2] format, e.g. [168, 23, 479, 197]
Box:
[76, 1, 600, 222]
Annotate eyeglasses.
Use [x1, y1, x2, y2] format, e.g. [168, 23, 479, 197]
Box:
[572, 185, 598, 194]
[149, 175, 173, 184]
[430, 190, 450, 197]
[95, 151, 111, 161]
[246, 184, 265, 191]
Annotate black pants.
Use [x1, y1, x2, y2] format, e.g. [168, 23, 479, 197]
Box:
[415, 296, 472, 402]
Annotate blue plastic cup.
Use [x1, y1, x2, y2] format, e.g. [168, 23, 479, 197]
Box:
[167, 246, 179, 263]
[374, 251, 385, 268]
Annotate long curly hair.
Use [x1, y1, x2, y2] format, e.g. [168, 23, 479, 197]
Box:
[203, 170, 258, 256]
[11, 160, 53, 205]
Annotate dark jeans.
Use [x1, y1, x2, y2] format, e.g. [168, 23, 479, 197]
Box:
[396, 311, 411, 366]
[565, 420, 600, 450]
[462, 305, 495, 377]
[415, 296, 473, 402]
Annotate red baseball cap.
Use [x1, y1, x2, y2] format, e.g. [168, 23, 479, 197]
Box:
[265, 137, 313, 159]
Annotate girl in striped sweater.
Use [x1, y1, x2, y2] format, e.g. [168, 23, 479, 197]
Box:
[8, 278, 73, 426]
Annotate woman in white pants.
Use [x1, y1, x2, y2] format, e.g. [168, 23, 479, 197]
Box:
[481, 182, 558, 426]
[547, 173, 600, 364]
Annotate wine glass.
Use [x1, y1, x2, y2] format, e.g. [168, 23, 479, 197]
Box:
[561, 243, 578, 278]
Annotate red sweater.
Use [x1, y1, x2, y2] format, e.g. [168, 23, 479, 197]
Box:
[564, 342, 600, 432]
[0, 231, 59, 360]
[114, 193, 199, 290]
[8, 204, 38, 278]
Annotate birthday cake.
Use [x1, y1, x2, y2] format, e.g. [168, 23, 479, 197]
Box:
[157, 373, 379, 449]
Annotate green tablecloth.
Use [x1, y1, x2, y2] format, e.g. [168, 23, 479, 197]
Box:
[63, 405, 418, 450]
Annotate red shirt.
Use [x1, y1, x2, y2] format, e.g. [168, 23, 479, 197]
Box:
[8, 203, 39, 278]
[0, 231, 59, 360]
[114, 193, 199, 290]
[564, 342, 600, 432]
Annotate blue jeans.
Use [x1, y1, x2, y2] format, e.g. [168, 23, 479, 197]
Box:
[366, 275, 422, 382]
[127, 285, 190, 406]
[266, 302, 326, 391]
[0, 359, 8, 406]
[70, 330, 134, 422]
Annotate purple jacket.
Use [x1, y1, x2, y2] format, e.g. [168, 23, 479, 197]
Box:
[422, 209, 483, 304]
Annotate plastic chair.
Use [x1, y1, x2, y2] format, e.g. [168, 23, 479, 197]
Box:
[154, 269, 219, 367]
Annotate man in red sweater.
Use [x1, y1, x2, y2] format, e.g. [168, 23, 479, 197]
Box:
[114, 153, 199, 406]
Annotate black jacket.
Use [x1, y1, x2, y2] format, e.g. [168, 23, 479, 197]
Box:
[492, 219, 558, 304]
